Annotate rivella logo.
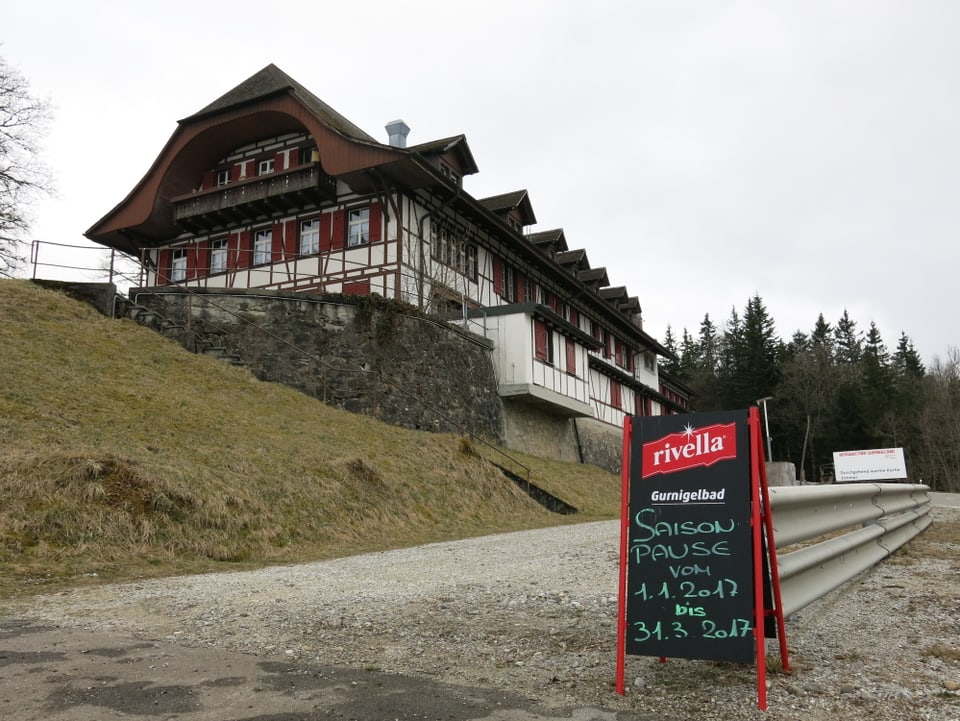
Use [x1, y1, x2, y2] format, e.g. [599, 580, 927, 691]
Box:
[641, 422, 737, 478]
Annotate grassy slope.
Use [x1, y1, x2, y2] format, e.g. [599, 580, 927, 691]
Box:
[0, 280, 620, 596]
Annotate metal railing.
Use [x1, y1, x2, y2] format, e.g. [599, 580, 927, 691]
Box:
[30, 240, 143, 288]
[770, 482, 932, 616]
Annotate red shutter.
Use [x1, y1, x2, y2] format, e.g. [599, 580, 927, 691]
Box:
[611, 381, 622, 409]
[320, 212, 333, 252]
[157, 249, 171, 285]
[534, 319, 548, 361]
[565, 337, 576, 374]
[275, 151, 285, 172]
[231, 164, 242, 183]
[288, 148, 300, 170]
[492, 256, 503, 297]
[343, 281, 370, 296]
[185, 242, 198, 280]
[201, 170, 214, 189]
[516, 273, 526, 303]
[368, 202, 382, 243]
[227, 233, 239, 270]
[285, 220, 298, 256]
[272, 222, 284, 260]
[331, 210, 345, 250]
[195, 241, 210, 278]
[237, 231, 251, 268]
[569, 308, 578, 326]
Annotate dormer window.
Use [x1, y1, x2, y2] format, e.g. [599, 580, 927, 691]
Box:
[258, 158, 275, 176]
[439, 162, 460, 186]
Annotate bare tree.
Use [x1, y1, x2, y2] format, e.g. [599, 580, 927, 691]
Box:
[916, 347, 960, 492]
[0, 52, 52, 277]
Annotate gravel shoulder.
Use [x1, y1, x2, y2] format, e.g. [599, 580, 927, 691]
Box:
[3, 508, 960, 721]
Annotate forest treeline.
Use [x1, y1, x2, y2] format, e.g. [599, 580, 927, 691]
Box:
[660, 294, 960, 492]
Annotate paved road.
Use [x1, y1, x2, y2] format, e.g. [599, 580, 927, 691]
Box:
[0, 619, 625, 721]
[930, 491, 960, 508]
[4, 493, 956, 721]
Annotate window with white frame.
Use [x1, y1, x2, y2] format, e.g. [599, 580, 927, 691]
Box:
[430, 225, 478, 281]
[210, 238, 228, 274]
[253, 229, 272, 265]
[216, 170, 230, 186]
[503, 266, 515, 302]
[300, 218, 320, 255]
[170, 249, 187, 282]
[347, 207, 370, 247]
[463, 244, 477, 280]
[258, 158, 275, 176]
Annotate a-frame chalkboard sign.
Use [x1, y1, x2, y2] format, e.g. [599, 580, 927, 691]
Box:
[615, 408, 789, 711]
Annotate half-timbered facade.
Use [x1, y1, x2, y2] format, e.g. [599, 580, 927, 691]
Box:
[87, 64, 688, 458]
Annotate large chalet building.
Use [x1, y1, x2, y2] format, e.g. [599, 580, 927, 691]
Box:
[86, 64, 690, 462]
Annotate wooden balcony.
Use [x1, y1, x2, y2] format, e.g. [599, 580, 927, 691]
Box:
[173, 166, 337, 232]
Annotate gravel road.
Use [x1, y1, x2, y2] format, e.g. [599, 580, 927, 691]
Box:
[3, 507, 960, 721]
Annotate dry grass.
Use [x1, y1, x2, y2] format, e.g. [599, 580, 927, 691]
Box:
[0, 280, 620, 597]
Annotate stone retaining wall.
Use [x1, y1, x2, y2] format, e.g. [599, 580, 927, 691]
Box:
[130, 288, 504, 442]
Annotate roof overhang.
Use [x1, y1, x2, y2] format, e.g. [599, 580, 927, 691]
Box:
[85, 92, 410, 256]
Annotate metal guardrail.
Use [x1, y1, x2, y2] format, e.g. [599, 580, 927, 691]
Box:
[769, 482, 932, 616]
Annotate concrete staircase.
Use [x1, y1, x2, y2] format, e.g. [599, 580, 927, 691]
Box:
[118, 296, 247, 367]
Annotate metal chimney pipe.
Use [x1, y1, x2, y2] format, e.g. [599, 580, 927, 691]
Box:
[385, 119, 410, 148]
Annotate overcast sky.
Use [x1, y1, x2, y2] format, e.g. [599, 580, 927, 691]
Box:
[5, 1, 959, 362]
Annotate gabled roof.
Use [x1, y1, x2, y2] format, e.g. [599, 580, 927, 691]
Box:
[479, 190, 537, 226]
[86, 64, 423, 254]
[578, 267, 609, 287]
[409, 134, 479, 176]
[620, 296, 642, 314]
[527, 228, 568, 255]
[181, 63, 377, 143]
[555, 248, 590, 272]
[599, 286, 629, 303]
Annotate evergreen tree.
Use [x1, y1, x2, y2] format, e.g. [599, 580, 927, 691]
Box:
[893, 332, 925, 380]
[860, 321, 895, 445]
[811, 314, 833, 351]
[677, 327, 700, 383]
[786, 330, 810, 356]
[726, 295, 781, 412]
[833, 309, 862, 365]
[661, 300, 959, 485]
[890, 332, 926, 477]
[660, 325, 680, 377]
[683, 314, 724, 411]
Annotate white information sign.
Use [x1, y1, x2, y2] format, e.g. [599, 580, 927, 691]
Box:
[833, 448, 907, 482]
